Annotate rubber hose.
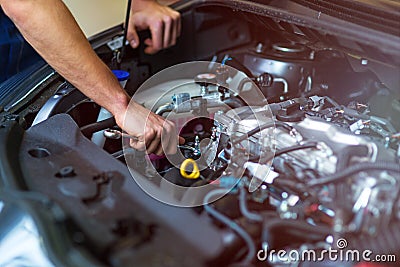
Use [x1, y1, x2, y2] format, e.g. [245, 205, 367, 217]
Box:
[262, 218, 331, 248]
[80, 117, 116, 137]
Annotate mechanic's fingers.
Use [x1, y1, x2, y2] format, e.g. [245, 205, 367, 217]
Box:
[146, 20, 164, 54]
[168, 126, 179, 155]
[162, 16, 173, 49]
[179, 136, 185, 145]
[159, 120, 177, 155]
[144, 45, 156, 55]
[143, 40, 155, 55]
[146, 130, 162, 155]
[144, 38, 153, 47]
[129, 138, 146, 151]
[171, 11, 181, 46]
[160, 120, 172, 155]
[166, 11, 180, 47]
[155, 144, 165, 156]
[129, 130, 183, 155]
[174, 15, 181, 46]
[127, 22, 140, 49]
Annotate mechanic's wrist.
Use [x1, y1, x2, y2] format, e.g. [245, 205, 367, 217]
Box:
[131, 0, 158, 12]
[109, 92, 131, 128]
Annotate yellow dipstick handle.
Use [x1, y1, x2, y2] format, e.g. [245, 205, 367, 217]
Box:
[180, 158, 200, 179]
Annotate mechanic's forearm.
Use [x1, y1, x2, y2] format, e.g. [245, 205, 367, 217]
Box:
[132, 0, 158, 10]
[132, 0, 179, 10]
[1, 0, 130, 121]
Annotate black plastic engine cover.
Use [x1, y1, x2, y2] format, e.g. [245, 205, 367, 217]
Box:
[19, 114, 224, 266]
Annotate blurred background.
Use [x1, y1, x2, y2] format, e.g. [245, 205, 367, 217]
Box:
[63, 0, 128, 37]
[62, 0, 179, 37]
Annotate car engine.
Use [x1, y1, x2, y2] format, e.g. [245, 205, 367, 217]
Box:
[120, 55, 400, 266]
[0, 1, 399, 266]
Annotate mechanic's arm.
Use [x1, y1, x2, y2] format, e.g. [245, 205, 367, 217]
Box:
[0, 0, 179, 155]
[127, 0, 181, 54]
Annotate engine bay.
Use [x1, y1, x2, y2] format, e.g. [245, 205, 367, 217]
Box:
[1, 1, 399, 266]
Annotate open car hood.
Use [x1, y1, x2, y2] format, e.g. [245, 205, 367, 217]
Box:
[1, 0, 400, 266]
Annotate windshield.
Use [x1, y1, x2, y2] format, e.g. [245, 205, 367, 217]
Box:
[278, 0, 400, 36]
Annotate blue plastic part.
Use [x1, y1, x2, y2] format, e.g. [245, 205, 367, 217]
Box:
[221, 57, 232, 66]
[219, 176, 241, 190]
[112, 70, 130, 81]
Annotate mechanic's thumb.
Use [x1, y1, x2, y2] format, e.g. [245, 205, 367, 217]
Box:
[130, 138, 146, 151]
[179, 136, 185, 145]
[127, 28, 140, 49]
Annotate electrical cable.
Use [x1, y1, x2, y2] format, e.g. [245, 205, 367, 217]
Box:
[324, 96, 340, 108]
[111, 150, 124, 159]
[249, 142, 318, 162]
[262, 218, 331, 248]
[308, 161, 400, 187]
[206, 163, 228, 181]
[204, 189, 256, 265]
[120, 0, 133, 67]
[239, 186, 263, 222]
[232, 121, 293, 145]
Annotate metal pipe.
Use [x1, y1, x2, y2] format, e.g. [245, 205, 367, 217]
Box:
[155, 103, 174, 116]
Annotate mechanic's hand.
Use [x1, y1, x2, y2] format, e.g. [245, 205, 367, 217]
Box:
[116, 101, 184, 155]
[127, 0, 181, 54]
